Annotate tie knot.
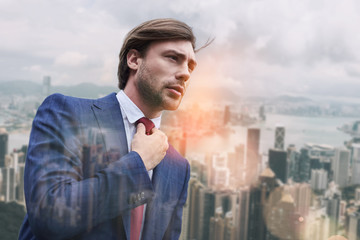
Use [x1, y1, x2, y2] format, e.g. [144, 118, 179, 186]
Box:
[136, 117, 155, 135]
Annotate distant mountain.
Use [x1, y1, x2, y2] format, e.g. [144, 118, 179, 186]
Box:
[0, 80, 42, 96]
[273, 95, 312, 103]
[52, 83, 118, 98]
[0, 80, 118, 98]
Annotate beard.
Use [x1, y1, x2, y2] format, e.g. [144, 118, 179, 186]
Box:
[136, 61, 182, 111]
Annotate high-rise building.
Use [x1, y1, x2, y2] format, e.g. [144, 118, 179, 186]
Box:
[246, 128, 260, 185]
[228, 144, 245, 187]
[305, 210, 330, 240]
[215, 190, 234, 215]
[198, 187, 216, 240]
[325, 193, 341, 236]
[348, 212, 360, 240]
[266, 193, 303, 240]
[355, 188, 360, 203]
[187, 178, 216, 240]
[42, 75, 51, 97]
[18, 163, 25, 203]
[284, 183, 311, 217]
[287, 145, 300, 181]
[268, 148, 288, 184]
[259, 105, 266, 121]
[210, 207, 225, 240]
[333, 148, 350, 187]
[351, 144, 360, 184]
[310, 169, 328, 191]
[0, 128, 8, 167]
[187, 178, 202, 240]
[1, 167, 16, 202]
[235, 186, 250, 240]
[224, 105, 231, 125]
[224, 211, 236, 240]
[274, 125, 285, 150]
[247, 168, 277, 240]
[298, 148, 311, 183]
[211, 153, 230, 188]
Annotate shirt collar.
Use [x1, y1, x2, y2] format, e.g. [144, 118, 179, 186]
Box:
[116, 90, 161, 128]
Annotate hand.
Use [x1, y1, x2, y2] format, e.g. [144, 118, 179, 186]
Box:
[131, 123, 169, 170]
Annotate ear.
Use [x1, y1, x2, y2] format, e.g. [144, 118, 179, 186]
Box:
[127, 49, 141, 70]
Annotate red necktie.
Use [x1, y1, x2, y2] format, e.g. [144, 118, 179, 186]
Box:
[130, 117, 154, 240]
[135, 117, 155, 135]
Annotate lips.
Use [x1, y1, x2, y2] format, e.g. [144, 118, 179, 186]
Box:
[166, 85, 184, 96]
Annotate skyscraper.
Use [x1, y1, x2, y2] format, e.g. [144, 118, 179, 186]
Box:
[224, 105, 231, 125]
[187, 178, 216, 240]
[355, 188, 360, 203]
[287, 145, 300, 181]
[224, 211, 236, 240]
[235, 186, 250, 240]
[348, 211, 360, 240]
[18, 163, 25, 203]
[210, 207, 225, 240]
[274, 125, 285, 150]
[325, 193, 341, 236]
[211, 153, 230, 188]
[0, 128, 8, 168]
[187, 178, 202, 240]
[247, 168, 277, 240]
[284, 183, 311, 217]
[246, 128, 260, 185]
[268, 148, 288, 184]
[198, 187, 216, 240]
[42, 75, 51, 97]
[1, 167, 16, 202]
[298, 148, 311, 183]
[259, 105, 266, 121]
[266, 193, 303, 240]
[333, 148, 350, 187]
[310, 169, 328, 191]
[351, 144, 360, 185]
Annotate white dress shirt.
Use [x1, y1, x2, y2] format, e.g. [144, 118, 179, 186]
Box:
[115, 90, 161, 239]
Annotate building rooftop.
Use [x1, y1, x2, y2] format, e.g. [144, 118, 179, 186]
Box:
[260, 167, 275, 178]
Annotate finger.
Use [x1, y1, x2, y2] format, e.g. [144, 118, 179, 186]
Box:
[136, 123, 146, 133]
[151, 127, 159, 134]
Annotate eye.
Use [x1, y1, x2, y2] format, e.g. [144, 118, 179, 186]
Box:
[167, 55, 178, 61]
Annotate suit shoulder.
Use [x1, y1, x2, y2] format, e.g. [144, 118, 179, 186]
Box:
[43, 93, 93, 106]
[166, 144, 189, 168]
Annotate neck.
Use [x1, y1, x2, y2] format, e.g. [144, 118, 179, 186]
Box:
[123, 83, 162, 119]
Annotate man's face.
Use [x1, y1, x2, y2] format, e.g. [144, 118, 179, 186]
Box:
[135, 40, 197, 111]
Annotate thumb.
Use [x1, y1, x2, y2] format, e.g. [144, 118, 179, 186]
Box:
[136, 123, 146, 134]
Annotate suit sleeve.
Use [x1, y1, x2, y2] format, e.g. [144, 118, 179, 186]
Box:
[24, 94, 153, 240]
[162, 161, 190, 240]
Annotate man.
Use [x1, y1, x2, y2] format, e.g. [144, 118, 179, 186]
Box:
[19, 18, 198, 240]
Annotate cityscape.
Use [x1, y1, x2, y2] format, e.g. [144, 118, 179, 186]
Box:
[1, 77, 360, 239]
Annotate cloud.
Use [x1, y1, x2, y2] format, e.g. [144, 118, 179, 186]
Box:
[22, 65, 43, 72]
[54, 52, 89, 67]
[0, 0, 359, 97]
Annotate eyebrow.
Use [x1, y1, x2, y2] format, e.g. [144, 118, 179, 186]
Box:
[164, 50, 197, 69]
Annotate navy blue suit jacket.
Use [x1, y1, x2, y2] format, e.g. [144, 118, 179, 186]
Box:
[18, 93, 190, 240]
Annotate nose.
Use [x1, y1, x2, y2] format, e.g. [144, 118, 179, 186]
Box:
[175, 64, 190, 82]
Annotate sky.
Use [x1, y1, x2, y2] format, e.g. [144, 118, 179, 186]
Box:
[1, 0, 360, 98]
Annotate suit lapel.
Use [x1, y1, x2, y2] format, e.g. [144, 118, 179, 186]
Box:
[91, 93, 128, 157]
[91, 93, 131, 238]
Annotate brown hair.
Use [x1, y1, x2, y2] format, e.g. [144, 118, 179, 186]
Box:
[117, 18, 196, 89]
